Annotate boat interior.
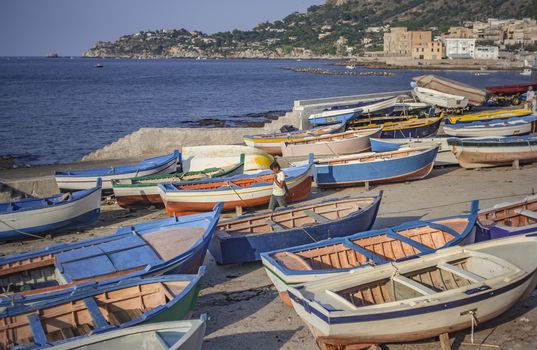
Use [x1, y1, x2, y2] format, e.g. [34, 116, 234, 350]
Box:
[135, 164, 238, 184]
[271, 217, 469, 272]
[0, 193, 73, 213]
[218, 198, 375, 236]
[329, 255, 513, 310]
[0, 227, 205, 295]
[287, 128, 380, 145]
[479, 199, 537, 228]
[0, 279, 190, 349]
[320, 147, 430, 165]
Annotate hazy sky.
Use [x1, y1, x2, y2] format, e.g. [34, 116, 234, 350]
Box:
[0, 0, 324, 56]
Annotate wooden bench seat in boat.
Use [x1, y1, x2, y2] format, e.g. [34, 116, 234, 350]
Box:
[515, 209, 537, 220]
[303, 210, 330, 224]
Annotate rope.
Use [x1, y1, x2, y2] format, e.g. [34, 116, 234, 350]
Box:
[0, 218, 45, 240]
[469, 310, 478, 344]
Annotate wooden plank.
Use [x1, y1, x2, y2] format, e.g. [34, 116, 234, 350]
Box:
[303, 210, 330, 224]
[437, 262, 485, 283]
[27, 314, 48, 347]
[265, 219, 286, 232]
[439, 333, 451, 350]
[83, 297, 110, 330]
[393, 275, 436, 295]
[515, 209, 537, 220]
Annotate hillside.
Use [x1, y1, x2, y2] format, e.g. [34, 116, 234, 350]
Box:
[84, 0, 537, 59]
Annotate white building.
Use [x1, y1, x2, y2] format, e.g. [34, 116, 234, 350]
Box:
[444, 38, 476, 59]
[474, 46, 499, 60]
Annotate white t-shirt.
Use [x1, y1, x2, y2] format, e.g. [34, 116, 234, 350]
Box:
[272, 171, 286, 196]
[527, 90, 535, 101]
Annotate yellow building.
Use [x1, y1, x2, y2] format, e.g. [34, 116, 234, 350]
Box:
[384, 27, 432, 57]
[412, 40, 444, 60]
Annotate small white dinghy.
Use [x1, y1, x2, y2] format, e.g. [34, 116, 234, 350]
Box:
[288, 234, 537, 349]
[47, 317, 207, 350]
[413, 86, 468, 109]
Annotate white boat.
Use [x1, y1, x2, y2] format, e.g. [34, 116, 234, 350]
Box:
[288, 234, 537, 348]
[47, 318, 207, 350]
[345, 65, 355, 70]
[0, 180, 102, 241]
[413, 74, 486, 106]
[521, 68, 532, 76]
[413, 86, 469, 109]
[181, 145, 273, 174]
[443, 116, 537, 138]
[55, 151, 180, 192]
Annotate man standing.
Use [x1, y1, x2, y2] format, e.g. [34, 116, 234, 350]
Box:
[527, 86, 536, 113]
[269, 161, 287, 211]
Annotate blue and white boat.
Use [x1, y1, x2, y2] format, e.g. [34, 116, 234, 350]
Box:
[261, 201, 477, 305]
[0, 204, 222, 297]
[308, 97, 394, 126]
[443, 115, 537, 138]
[0, 180, 102, 241]
[0, 270, 206, 349]
[209, 193, 382, 265]
[55, 150, 181, 192]
[313, 146, 439, 188]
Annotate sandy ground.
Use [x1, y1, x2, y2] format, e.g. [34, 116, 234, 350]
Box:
[1, 163, 537, 349]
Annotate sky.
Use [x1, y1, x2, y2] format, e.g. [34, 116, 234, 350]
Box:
[0, 0, 324, 56]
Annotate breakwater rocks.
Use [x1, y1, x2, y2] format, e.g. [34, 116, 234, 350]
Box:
[284, 66, 394, 77]
[178, 110, 289, 128]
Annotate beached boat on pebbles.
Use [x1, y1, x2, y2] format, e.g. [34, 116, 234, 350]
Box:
[262, 204, 477, 306]
[281, 127, 382, 158]
[369, 137, 457, 166]
[55, 151, 181, 193]
[210, 194, 382, 265]
[0, 180, 102, 241]
[243, 124, 344, 155]
[0, 271, 205, 349]
[350, 116, 443, 139]
[288, 234, 537, 349]
[476, 194, 537, 242]
[313, 146, 439, 188]
[159, 160, 313, 216]
[0, 205, 221, 298]
[413, 86, 468, 109]
[413, 74, 486, 106]
[113, 155, 245, 209]
[447, 133, 537, 169]
[445, 108, 533, 125]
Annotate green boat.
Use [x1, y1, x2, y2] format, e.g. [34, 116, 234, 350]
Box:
[113, 154, 245, 209]
[0, 268, 205, 348]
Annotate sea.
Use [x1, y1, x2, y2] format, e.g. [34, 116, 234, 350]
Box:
[0, 57, 534, 165]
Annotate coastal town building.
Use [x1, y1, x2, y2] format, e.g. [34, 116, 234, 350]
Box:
[443, 27, 475, 39]
[444, 38, 476, 59]
[469, 18, 537, 47]
[412, 40, 443, 60]
[383, 27, 432, 57]
[474, 46, 499, 60]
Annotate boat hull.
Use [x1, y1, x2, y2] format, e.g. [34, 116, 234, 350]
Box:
[314, 147, 438, 188]
[450, 144, 537, 168]
[160, 168, 313, 216]
[380, 117, 443, 138]
[209, 196, 382, 265]
[0, 186, 102, 241]
[182, 145, 272, 173]
[443, 117, 537, 138]
[281, 128, 382, 158]
[370, 137, 457, 166]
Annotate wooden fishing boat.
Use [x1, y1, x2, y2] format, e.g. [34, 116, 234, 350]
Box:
[0, 271, 205, 349]
[413, 74, 486, 106]
[0, 180, 102, 241]
[46, 317, 207, 350]
[445, 108, 533, 124]
[0, 205, 221, 298]
[486, 81, 537, 96]
[261, 203, 477, 306]
[287, 234, 537, 349]
[159, 161, 313, 216]
[243, 124, 344, 155]
[476, 194, 537, 242]
[55, 151, 180, 192]
[181, 145, 273, 174]
[351, 116, 443, 139]
[369, 137, 457, 166]
[443, 115, 537, 138]
[308, 97, 395, 126]
[313, 146, 439, 188]
[281, 127, 382, 158]
[113, 155, 245, 209]
[447, 133, 537, 168]
[412, 86, 468, 109]
[210, 194, 383, 265]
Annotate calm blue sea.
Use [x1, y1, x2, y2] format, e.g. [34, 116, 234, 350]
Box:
[0, 57, 534, 165]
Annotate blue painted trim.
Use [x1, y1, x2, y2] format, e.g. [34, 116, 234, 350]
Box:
[289, 269, 534, 325]
[386, 229, 432, 253]
[83, 297, 112, 330]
